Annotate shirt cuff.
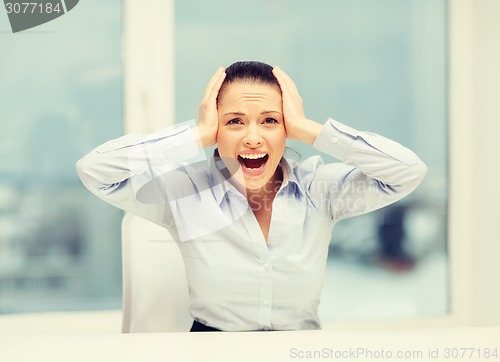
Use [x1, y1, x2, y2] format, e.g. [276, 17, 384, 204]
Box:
[312, 118, 357, 161]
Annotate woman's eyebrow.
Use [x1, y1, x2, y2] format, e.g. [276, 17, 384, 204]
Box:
[223, 112, 245, 116]
[222, 110, 282, 116]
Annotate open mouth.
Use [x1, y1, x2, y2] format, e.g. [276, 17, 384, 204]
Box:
[237, 153, 269, 173]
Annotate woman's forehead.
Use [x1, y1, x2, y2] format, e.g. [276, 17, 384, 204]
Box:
[218, 81, 282, 106]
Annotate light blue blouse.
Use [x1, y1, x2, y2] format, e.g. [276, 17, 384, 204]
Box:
[76, 118, 427, 331]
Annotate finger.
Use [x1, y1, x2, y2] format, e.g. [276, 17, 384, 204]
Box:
[202, 67, 226, 103]
[206, 67, 225, 91]
[273, 66, 299, 95]
[272, 66, 286, 92]
[208, 68, 226, 102]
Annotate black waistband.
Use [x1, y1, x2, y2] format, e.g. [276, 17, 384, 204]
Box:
[190, 320, 222, 332]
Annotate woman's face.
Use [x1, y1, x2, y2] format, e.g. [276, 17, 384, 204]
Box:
[216, 81, 286, 191]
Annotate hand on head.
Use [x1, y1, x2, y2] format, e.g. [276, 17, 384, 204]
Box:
[197, 67, 226, 147]
[271, 66, 307, 141]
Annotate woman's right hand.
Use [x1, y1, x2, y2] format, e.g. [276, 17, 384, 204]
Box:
[197, 67, 226, 147]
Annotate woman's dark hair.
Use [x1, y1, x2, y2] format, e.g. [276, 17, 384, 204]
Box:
[218, 61, 280, 101]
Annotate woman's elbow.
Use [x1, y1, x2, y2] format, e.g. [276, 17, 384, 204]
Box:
[75, 154, 100, 192]
[413, 159, 428, 185]
[401, 159, 427, 196]
[76, 155, 90, 180]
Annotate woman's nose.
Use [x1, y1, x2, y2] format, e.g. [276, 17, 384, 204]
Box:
[243, 125, 262, 147]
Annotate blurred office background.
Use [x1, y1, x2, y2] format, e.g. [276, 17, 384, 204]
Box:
[0, 0, 123, 312]
[1, 0, 498, 328]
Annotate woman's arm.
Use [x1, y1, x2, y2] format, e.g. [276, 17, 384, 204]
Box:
[76, 68, 226, 228]
[310, 118, 427, 221]
[272, 66, 427, 221]
[75, 121, 205, 228]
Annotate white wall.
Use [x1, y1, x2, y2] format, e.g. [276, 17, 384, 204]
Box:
[124, 0, 174, 134]
[468, 0, 500, 325]
[449, 0, 500, 326]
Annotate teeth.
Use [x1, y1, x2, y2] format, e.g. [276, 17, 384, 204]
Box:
[239, 153, 267, 159]
[243, 165, 264, 171]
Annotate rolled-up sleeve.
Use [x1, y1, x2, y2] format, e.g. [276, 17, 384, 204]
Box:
[310, 118, 427, 221]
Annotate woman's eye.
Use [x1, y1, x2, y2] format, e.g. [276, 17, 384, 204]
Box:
[263, 118, 279, 124]
[226, 118, 243, 125]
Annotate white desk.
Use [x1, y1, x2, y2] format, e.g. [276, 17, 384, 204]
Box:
[1, 327, 499, 362]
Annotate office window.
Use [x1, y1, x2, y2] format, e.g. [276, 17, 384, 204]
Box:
[0, 0, 123, 313]
[175, 0, 448, 320]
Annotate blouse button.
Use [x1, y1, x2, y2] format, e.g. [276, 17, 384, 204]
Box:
[332, 137, 339, 144]
[263, 262, 269, 270]
[262, 299, 269, 306]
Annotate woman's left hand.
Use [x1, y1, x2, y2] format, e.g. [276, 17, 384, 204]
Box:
[272, 66, 323, 144]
